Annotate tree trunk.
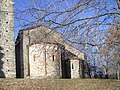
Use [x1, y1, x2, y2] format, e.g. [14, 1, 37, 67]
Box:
[117, 63, 120, 79]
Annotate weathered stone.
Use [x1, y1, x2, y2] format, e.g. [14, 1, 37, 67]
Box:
[0, 0, 15, 78]
[15, 25, 85, 79]
[28, 43, 62, 78]
[70, 60, 80, 78]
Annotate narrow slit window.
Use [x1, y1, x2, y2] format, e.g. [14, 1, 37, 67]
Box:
[6, 50, 9, 52]
[53, 55, 54, 61]
[33, 55, 35, 62]
[72, 64, 74, 69]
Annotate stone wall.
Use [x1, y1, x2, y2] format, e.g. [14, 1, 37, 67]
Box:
[15, 32, 24, 78]
[16, 26, 64, 78]
[0, 0, 16, 78]
[15, 25, 85, 79]
[70, 59, 80, 78]
[29, 43, 63, 78]
[64, 50, 81, 78]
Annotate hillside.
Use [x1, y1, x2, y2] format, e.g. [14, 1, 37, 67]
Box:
[0, 79, 120, 90]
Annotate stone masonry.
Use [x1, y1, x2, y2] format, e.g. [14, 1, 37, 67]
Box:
[29, 43, 63, 78]
[0, 0, 85, 79]
[15, 25, 64, 78]
[0, 0, 16, 78]
[15, 25, 85, 79]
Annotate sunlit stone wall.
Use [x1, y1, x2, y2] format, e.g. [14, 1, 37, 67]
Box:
[0, 0, 15, 78]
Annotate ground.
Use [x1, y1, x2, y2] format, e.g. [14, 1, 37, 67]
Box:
[0, 79, 120, 90]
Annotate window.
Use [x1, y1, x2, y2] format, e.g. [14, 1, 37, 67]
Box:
[52, 55, 54, 61]
[6, 40, 8, 42]
[72, 64, 74, 69]
[33, 55, 35, 62]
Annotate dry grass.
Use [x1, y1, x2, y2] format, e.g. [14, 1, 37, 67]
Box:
[0, 79, 120, 90]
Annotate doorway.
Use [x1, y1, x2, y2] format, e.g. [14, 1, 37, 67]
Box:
[64, 58, 71, 78]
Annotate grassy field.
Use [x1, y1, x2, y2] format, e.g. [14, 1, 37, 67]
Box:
[0, 79, 120, 90]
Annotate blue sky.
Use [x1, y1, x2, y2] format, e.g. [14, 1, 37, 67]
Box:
[14, 0, 118, 39]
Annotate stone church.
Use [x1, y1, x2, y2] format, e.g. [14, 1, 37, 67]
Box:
[15, 25, 85, 79]
[0, 0, 85, 78]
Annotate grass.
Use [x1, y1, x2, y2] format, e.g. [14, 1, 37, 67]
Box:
[0, 79, 120, 90]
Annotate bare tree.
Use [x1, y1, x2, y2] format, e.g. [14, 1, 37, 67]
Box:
[105, 23, 120, 79]
[15, 0, 120, 79]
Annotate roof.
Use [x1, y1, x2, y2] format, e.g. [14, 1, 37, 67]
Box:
[19, 24, 62, 36]
[63, 43, 85, 60]
[16, 25, 85, 60]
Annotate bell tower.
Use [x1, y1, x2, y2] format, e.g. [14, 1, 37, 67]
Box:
[0, 0, 16, 78]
